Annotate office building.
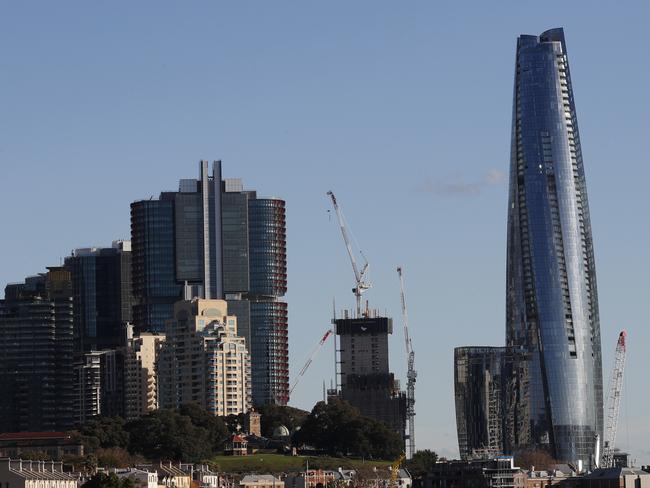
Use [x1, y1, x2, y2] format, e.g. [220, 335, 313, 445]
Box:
[124, 327, 166, 420]
[158, 298, 251, 416]
[506, 28, 602, 462]
[65, 241, 133, 353]
[0, 270, 74, 432]
[334, 312, 406, 439]
[130, 161, 288, 405]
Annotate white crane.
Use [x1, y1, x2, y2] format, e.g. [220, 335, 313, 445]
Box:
[600, 330, 627, 469]
[289, 329, 333, 398]
[397, 266, 417, 459]
[327, 191, 371, 317]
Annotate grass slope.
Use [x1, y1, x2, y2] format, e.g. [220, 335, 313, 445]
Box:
[209, 454, 390, 473]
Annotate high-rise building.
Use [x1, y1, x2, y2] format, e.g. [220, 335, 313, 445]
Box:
[454, 347, 531, 460]
[130, 161, 288, 405]
[123, 326, 166, 421]
[65, 241, 133, 353]
[506, 28, 602, 462]
[334, 312, 406, 440]
[157, 298, 251, 416]
[0, 270, 74, 432]
[74, 349, 125, 423]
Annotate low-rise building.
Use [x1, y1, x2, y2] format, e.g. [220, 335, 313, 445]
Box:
[0, 433, 83, 459]
[153, 462, 191, 488]
[422, 457, 525, 488]
[581, 467, 650, 488]
[240, 475, 284, 488]
[113, 468, 158, 488]
[0, 458, 78, 488]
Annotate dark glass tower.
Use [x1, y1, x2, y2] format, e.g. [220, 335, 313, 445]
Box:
[65, 241, 133, 353]
[0, 270, 74, 432]
[506, 28, 602, 462]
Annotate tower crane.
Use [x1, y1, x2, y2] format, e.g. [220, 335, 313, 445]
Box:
[288, 328, 333, 398]
[327, 191, 371, 318]
[600, 330, 627, 469]
[397, 267, 417, 459]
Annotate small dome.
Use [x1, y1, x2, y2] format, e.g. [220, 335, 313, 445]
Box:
[273, 425, 290, 437]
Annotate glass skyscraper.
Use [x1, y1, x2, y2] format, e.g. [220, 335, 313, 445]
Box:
[506, 28, 602, 462]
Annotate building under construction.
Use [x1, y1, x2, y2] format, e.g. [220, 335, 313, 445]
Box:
[333, 311, 407, 438]
[324, 191, 407, 445]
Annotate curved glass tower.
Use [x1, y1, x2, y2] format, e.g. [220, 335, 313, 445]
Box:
[506, 28, 603, 463]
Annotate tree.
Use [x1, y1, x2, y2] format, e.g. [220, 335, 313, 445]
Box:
[126, 408, 217, 461]
[178, 403, 229, 450]
[405, 449, 439, 478]
[294, 400, 403, 459]
[77, 416, 130, 451]
[82, 473, 135, 488]
[514, 448, 558, 471]
[256, 404, 309, 438]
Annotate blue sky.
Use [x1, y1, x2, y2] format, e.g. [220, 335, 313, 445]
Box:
[1, 1, 649, 463]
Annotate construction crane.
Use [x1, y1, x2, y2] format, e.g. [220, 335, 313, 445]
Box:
[327, 191, 371, 318]
[390, 453, 406, 488]
[397, 267, 417, 459]
[600, 330, 627, 469]
[289, 329, 333, 398]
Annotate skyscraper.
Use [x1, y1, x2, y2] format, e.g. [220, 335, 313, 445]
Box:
[65, 241, 133, 353]
[506, 28, 602, 462]
[130, 161, 288, 405]
[0, 270, 74, 432]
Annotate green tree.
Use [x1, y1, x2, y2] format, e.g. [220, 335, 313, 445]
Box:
[294, 400, 402, 459]
[78, 416, 130, 450]
[404, 449, 439, 478]
[82, 473, 135, 488]
[256, 404, 309, 438]
[178, 403, 229, 450]
[126, 408, 216, 461]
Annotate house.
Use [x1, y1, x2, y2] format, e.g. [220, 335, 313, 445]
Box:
[113, 468, 158, 488]
[240, 474, 284, 488]
[0, 458, 78, 488]
[154, 462, 191, 488]
[224, 435, 248, 456]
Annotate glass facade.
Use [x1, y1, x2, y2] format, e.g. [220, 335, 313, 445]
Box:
[454, 347, 531, 460]
[506, 28, 602, 462]
[131, 198, 182, 332]
[249, 300, 288, 405]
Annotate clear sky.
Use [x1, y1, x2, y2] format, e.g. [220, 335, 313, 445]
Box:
[1, 1, 649, 464]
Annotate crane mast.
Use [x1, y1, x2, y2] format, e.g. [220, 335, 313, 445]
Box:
[601, 330, 627, 469]
[397, 267, 417, 459]
[327, 191, 371, 317]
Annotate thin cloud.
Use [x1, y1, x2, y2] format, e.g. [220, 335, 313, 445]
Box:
[418, 169, 507, 196]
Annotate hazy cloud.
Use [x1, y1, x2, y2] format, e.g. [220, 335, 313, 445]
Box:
[418, 169, 507, 196]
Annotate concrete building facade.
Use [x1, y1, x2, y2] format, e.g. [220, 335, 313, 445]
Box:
[158, 298, 251, 416]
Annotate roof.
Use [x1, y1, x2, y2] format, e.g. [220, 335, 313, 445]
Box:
[229, 434, 247, 443]
[0, 459, 77, 481]
[0, 432, 71, 441]
[241, 475, 282, 483]
[586, 467, 650, 479]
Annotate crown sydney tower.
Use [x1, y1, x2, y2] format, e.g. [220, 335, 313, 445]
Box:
[505, 28, 603, 463]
